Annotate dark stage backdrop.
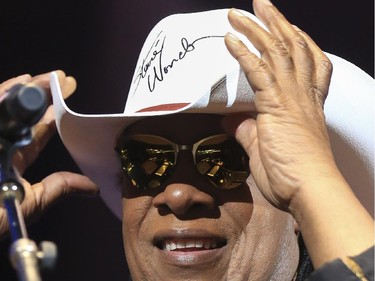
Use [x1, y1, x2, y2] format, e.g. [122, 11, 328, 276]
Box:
[0, 0, 373, 280]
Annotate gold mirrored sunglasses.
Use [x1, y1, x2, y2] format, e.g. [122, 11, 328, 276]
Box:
[115, 134, 250, 190]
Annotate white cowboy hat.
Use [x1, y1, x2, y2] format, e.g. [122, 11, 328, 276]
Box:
[50, 9, 374, 220]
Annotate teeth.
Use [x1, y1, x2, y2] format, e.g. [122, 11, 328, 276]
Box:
[186, 241, 195, 248]
[162, 240, 218, 251]
[195, 241, 203, 248]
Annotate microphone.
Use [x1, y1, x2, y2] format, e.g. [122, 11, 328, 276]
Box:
[0, 86, 56, 281]
[0, 83, 47, 142]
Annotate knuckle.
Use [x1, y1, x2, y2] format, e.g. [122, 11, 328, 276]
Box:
[293, 34, 309, 52]
[251, 56, 268, 71]
[237, 52, 270, 76]
[49, 171, 70, 194]
[234, 50, 254, 63]
[319, 57, 333, 75]
[263, 11, 284, 29]
[242, 59, 277, 90]
[243, 57, 267, 75]
[309, 87, 326, 107]
[267, 39, 288, 56]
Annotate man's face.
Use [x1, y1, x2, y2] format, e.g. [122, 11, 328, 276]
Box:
[121, 114, 299, 281]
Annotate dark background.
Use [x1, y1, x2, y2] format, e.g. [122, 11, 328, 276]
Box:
[0, 0, 373, 280]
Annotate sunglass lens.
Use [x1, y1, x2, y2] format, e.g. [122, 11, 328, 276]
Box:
[195, 136, 249, 189]
[118, 136, 176, 190]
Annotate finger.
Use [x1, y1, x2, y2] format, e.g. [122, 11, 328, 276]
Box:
[30, 172, 99, 211]
[252, 0, 315, 87]
[28, 72, 51, 90]
[32, 106, 57, 150]
[61, 76, 77, 98]
[221, 114, 254, 135]
[12, 70, 77, 173]
[227, 9, 294, 75]
[53, 70, 77, 99]
[225, 32, 285, 112]
[252, 0, 297, 48]
[225, 32, 274, 91]
[0, 74, 32, 95]
[0, 173, 98, 237]
[32, 70, 77, 103]
[292, 26, 333, 102]
[222, 115, 257, 154]
[252, 0, 331, 108]
[16, 172, 98, 223]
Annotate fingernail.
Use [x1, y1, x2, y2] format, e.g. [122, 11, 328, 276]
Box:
[229, 8, 245, 18]
[226, 32, 240, 43]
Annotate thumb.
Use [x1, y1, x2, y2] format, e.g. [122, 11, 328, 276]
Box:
[29, 172, 99, 213]
[0, 173, 98, 238]
[221, 115, 257, 154]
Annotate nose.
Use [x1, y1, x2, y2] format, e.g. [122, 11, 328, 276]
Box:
[152, 151, 216, 215]
[153, 183, 215, 215]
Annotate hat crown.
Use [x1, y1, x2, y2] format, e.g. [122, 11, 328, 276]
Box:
[124, 9, 260, 115]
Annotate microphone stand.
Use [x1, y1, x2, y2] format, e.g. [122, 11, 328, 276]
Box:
[0, 84, 57, 281]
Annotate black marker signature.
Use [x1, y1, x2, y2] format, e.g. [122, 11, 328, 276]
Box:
[132, 31, 224, 95]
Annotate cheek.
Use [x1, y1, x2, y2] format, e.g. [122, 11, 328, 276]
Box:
[219, 184, 254, 231]
[222, 201, 253, 233]
[249, 177, 297, 248]
[122, 197, 154, 277]
[122, 197, 149, 232]
[249, 179, 300, 279]
[247, 210, 299, 281]
[225, 177, 299, 280]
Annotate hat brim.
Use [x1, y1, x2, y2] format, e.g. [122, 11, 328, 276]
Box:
[51, 52, 374, 220]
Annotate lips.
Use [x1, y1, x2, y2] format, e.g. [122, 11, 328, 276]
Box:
[154, 230, 227, 252]
[153, 230, 227, 268]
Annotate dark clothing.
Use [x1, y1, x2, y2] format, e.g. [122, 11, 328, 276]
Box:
[308, 247, 374, 281]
